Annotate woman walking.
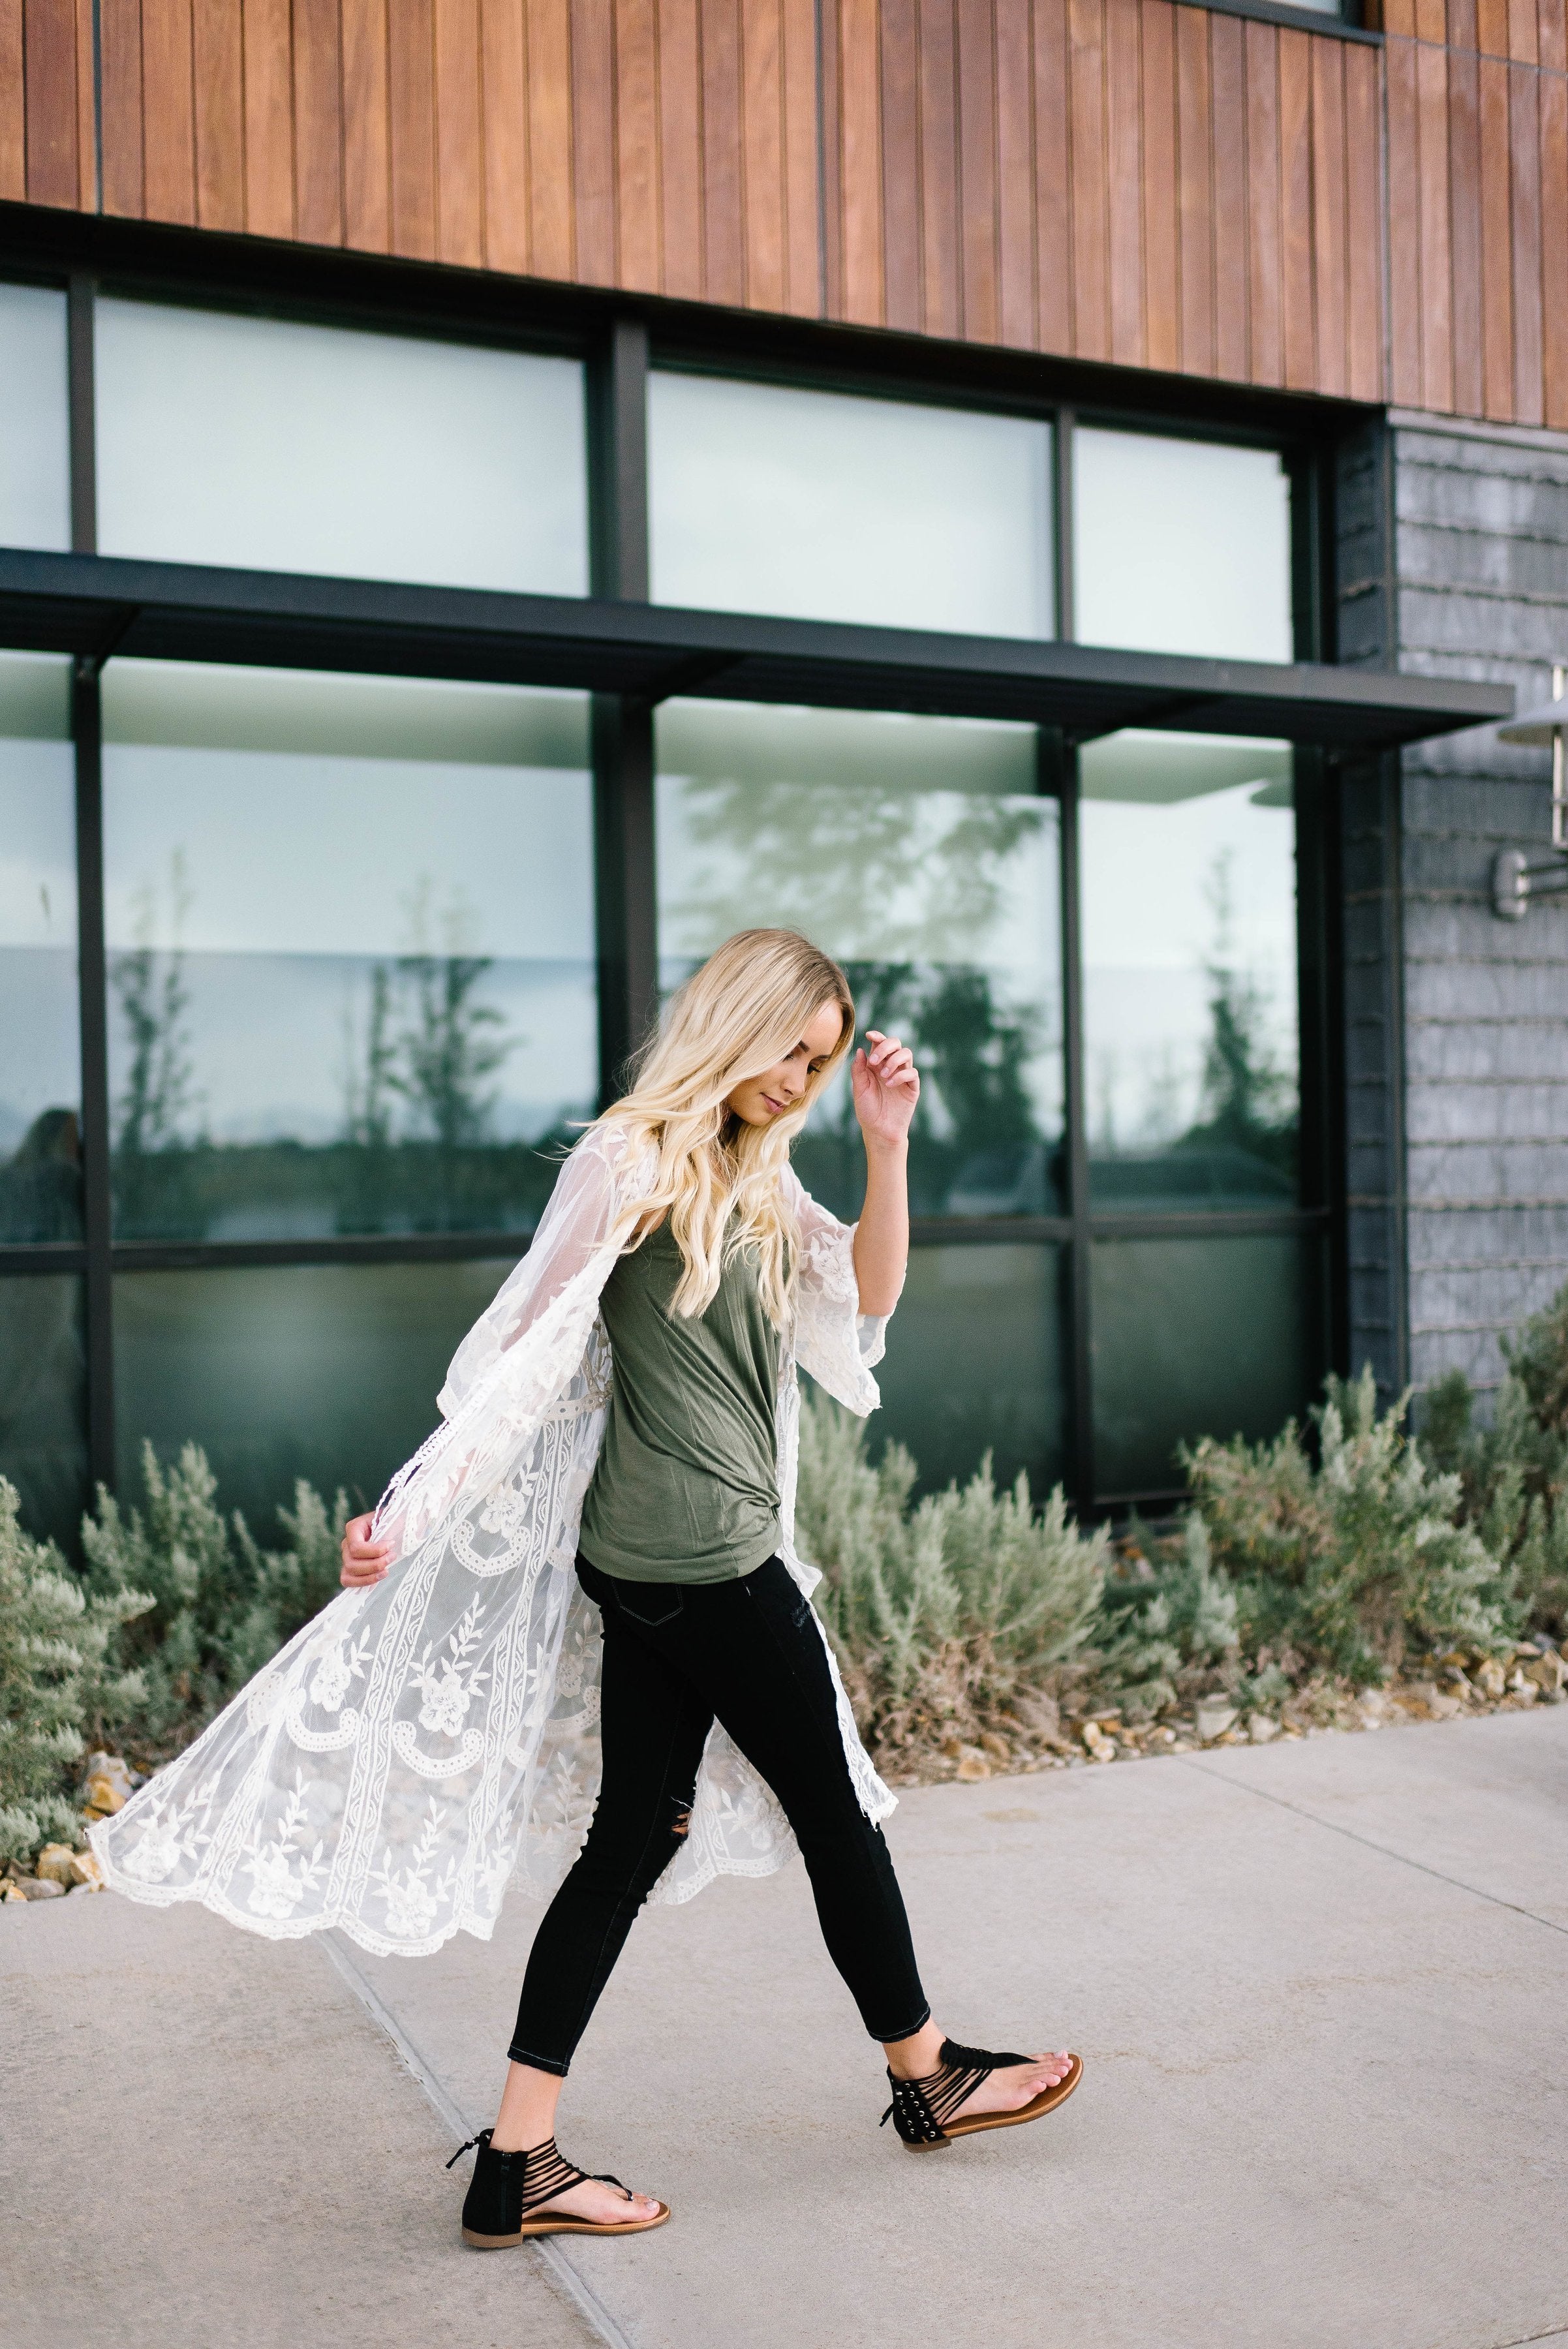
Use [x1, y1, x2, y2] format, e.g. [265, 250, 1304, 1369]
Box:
[95, 929, 1080, 2245]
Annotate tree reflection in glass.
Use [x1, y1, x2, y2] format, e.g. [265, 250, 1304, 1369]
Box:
[0, 652, 81, 1244]
[1079, 731, 1299, 1209]
[654, 700, 1063, 1222]
[102, 662, 596, 1241]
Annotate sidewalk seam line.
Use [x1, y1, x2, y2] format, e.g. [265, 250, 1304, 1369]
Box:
[1175, 1757, 1568, 1941]
[319, 1930, 642, 2349]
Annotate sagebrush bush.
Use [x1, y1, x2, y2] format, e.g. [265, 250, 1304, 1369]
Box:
[797, 1390, 1110, 1755]
[80, 1442, 348, 1756]
[0, 1480, 151, 1865]
[10, 1284, 1568, 1860]
[0, 1447, 348, 1865]
[1420, 1285, 1568, 1638]
[1090, 1512, 1240, 1721]
[1186, 1368, 1514, 1686]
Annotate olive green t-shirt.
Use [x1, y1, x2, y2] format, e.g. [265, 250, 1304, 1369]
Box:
[577, 1219, 782, 1584]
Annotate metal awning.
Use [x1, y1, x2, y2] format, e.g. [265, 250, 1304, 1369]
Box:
[0, 549, 1513, 749]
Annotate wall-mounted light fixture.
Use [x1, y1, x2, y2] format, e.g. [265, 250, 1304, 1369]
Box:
[1492, 664, 1568, 919]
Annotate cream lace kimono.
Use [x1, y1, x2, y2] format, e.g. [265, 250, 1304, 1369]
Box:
[92, 1131, 897, 1958]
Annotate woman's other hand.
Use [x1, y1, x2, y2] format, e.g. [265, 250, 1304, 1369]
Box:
[341, 1513, 393, 1588]
[852, 1030, 919, 1152]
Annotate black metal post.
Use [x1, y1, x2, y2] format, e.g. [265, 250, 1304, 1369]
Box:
[1053, 408, 1075, 643]
[1293, 745, 1344, 1386]
[1056, 745, 1095, 1512]
[67, 273, 97, 556]
[588, 311, 658, 1105]
[66, 274, 115, 1496]
[1288, 445, 1327, 665]
[589, 314, 651, 602]
[591, 694, 658, 1103]
[73, 657, 115, 1494]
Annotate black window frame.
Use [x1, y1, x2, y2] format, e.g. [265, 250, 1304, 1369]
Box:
[0, 215, 1504, 1520]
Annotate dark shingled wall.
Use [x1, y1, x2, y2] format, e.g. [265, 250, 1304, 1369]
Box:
[1338, 412, 1568, 1406]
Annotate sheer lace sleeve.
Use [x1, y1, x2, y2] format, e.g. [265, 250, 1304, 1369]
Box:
[437, 1133, 624, 1419]
[782, 1164, 895, 1418]
[371, 1131, 635, 1560]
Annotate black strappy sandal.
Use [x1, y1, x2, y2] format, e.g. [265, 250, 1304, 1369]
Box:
[448, 2128, 671, 2243]
[881, 2038, 1083, 2151]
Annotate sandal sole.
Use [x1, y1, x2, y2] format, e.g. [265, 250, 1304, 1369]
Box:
[463, 2202, 671, 2246]
[902, 2053, 1084, 2150]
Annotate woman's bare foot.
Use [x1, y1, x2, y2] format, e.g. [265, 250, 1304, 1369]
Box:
[944, 2053, 1073, 2125]
[523, 2172, 664, 2228]
[489, 2059, 662, 2226]
[882, 2023, 1076, 2125]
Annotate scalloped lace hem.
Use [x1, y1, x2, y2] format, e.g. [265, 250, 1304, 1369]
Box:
[90, 1818, 802, 1946]
[89, 1841, 500, 1959]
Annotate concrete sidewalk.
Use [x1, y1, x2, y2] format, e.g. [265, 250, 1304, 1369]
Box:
[7, 1708, 1568, 2349]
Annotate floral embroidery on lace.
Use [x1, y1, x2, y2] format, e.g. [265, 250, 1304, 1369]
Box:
[308, 1628, 373, 1713]
[91, 1137, 896, 1958]
[410, 1597, 489, 1735]
[245, 1774, 326, 1920]
[371, 1800, 457, 1941]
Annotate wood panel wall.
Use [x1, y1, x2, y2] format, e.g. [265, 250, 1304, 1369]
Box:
[1382, 0, 1568, 425]
[0, 0, 1560, 423]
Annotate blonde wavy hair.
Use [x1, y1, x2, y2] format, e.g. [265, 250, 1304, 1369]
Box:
[596, 929, 855, 1325]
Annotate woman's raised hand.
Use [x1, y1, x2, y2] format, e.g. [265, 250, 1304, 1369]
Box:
[341, 1512, 393, 1588]
[851, 1030, 920, 1150]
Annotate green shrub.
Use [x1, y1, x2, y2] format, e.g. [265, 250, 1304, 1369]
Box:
[10, 1288, 1568, 1847]
[0, 1480, 151, 1866]
[1419, 1289, 1568, 1639]
[80, 1442, 348, 1756]
[0, 1446, 348, 1865]
[1186, 1369, 1514, 1686]
[1091, 1512, 1240, 1721]
[797, 1390, 1109, 1757]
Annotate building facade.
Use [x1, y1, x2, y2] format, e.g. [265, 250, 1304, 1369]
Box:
[0, 0, 1561, 1552]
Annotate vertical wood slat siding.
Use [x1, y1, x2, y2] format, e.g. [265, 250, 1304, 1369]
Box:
[1, 4, 27, 205]
[957, 0, 999, 346]
[699, 0, 745, 308]
[1387, 1, 1568, 428]
[1140, 0, 1177, 376]
[1032, 0, 1069, 358]
[741, 0, 785, 313]
[192, 0, 243, 233]
[434, 0, 482, 268]
[8, 0, 1568, 424]
[527, 0, 574, 282]
[994, 0, 1035, 348]
[245, 0, 295, 239]
[479, 0, 527, 273]
[22, 0, 84, 209]
[142, 0, 198, 226]
[389, 0, 437, 261]
[1208, 12, 1248, 381]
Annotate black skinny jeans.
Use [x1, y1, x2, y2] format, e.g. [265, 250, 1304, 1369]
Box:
[509, 1554, 930, 2075]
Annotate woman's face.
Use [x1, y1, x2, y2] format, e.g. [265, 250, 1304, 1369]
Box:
[724, 999, 846, 1129]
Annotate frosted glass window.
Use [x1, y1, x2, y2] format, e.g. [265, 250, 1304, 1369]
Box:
[96, 301, 589, 594]
[114, 1259, 512, 1530]
[1079, 731, 1298, 1210]
[1073, 429, 1293, 662]
[0, 654, 80, 1242]
[650, 373, 1054, 638]
[656, 699, 1062, 1220]
[1092, 1234, 1319, 1497]
[875, 1242, 1068, 1497]
[102, 662, 596, 1241]
[0, 1274, 86, 1550]
[0, 282, 70, 551]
